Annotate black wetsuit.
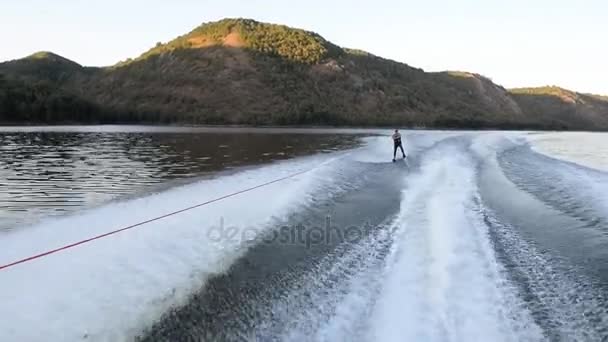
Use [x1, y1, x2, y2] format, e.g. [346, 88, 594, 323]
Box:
[393, 135, 405, 159]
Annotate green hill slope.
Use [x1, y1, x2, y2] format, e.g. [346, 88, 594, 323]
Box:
[0, 74, 99, 123]
[0, 51, 87, 83]
[1, 18, 606, 129]
[131, 18, 343, 64]
[509, 86, 608, 130]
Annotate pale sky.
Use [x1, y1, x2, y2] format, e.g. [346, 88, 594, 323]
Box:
[2, 0, 607, 94]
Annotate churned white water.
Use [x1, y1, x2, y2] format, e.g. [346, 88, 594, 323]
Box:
[2, 131, 607, 341]
[0, 152, 348, 342]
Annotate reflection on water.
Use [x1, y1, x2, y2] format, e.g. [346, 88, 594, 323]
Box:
[0, 128, 361, 231]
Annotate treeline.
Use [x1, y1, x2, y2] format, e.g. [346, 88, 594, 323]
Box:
[136, 18, 343, 64]
[2, 18, 606, 130]
[0, 75, 100, 123]
[0, 71, 578, 129]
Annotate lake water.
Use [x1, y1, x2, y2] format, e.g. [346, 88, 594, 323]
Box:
[0, 126, 363, 231]
[2, 128, 608, 341]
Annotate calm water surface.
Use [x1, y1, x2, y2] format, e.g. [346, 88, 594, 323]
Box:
[0, 126, 364, 230]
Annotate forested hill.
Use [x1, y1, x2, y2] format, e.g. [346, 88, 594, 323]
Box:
[1, 18, 607, 129]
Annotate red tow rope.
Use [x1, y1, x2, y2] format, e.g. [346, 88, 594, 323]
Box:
[0, 169, 311, 271]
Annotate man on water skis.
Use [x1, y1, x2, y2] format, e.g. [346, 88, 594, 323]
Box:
[392, 129, 406, 162]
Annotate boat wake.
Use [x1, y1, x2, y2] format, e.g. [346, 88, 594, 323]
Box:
[1, 132, 607, 341]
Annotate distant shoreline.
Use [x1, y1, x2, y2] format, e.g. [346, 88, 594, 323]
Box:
[1, 122, 605, 133]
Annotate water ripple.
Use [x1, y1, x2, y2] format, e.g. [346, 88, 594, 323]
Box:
[0, 129, 360, 231]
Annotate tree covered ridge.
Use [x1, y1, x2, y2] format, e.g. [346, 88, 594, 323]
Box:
[0, 74, 99, 122]
[135, 18, 343, 64]
[510, 86, 608, 104]
[1, 18, 607, 129]
[510, 86, 578, 99]
[0, 51, 86, 83]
